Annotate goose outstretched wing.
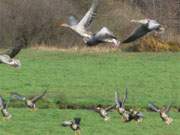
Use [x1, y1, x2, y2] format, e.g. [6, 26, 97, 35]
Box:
[31, 90, 47, 103]
[78, 0, 98, 29]
[105, 104, 115, 112]
[122, 24, 150, 43]
[62, 120, 73, 126]
[122, 87, 128, 105]
[0, 38, 24, 58]
[0, 55, 12, 64]
[164, 103, 172, 113]
[0, 96, 11, 109]
[115, 91, 122, 108]
[11, 92, 26, 101]
[0, 96, 5, 108]
[0, 55, 21, 68]
[95, 27, 116, 40]
[4, 97, 12, 109]
[148, 102, 160, 112]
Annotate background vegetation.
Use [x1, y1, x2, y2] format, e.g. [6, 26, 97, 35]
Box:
[0, 0, 180, 51]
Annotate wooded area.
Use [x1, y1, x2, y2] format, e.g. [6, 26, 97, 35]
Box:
[0, 0, 180, 49]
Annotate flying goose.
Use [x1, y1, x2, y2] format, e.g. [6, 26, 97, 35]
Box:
[60, 0, 120, 47]
[122, 19, 165, 43]
[148, 102, 173, 125]
[11, 90, 47, 110]
[115, 88, 143, 122]
[115, 88, 132, 122]
[62, 118, 81, 135]
[0, 96, 12, 119]
[95, 104, 115, 121]
[0, 37, 24, 68]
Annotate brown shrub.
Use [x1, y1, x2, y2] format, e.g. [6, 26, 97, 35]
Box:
[127, 36, 180, 52]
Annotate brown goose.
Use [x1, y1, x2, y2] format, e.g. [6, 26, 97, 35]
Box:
[122, 19, 165, 43]
[0, 37, 24, 68]
[148, 102, 173, 125]
[115, 88, 130, 122]
[60, 0, 120, 47]
[11, 90, 47, 110]
[0, 96, 12, 119]
[115, 88, 143, 122]
[95, 104, 115, 121]
[62, 118, 81, 135]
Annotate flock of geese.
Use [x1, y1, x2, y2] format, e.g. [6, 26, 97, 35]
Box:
[60, 0, 164, 47]
[0, 0, 173, 135]
[62, 88, 173, 135]
[0, 87, 173, 135]
[0, 0, 165, 68]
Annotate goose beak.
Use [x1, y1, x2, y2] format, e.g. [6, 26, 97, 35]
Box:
[60, 23, 70, 28]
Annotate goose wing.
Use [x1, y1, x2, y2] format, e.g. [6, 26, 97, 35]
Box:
[78, 0, 98, 29]
[11, 92, 26, 101]
[0, 38, 24, 58]
[0, 96, 5, 108]
[4, 97, 12, 109]
[115, 91, 122, 108]
[0, 55, 12, 64]
[0, 96, 11, 109]
[122, 87, 128, 106]
[122, 24, 151, 43]
[105, 104, 115, 112]
[0, 55, 21, 68]
[148, 102, 160, 112]
[95, 27, 116, 40]
[62, 120, 73, 126]
[31, 90, 47, 103]
[164, 103, 172, 113]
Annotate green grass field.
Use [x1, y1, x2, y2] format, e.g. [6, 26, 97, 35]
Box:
[0, 49, 180, 135]
[0, 109, 180, 135]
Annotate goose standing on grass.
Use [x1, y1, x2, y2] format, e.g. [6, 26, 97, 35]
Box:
[60, 0, 120, 47]
[0, 37, 24, 68]
[62, 118, 81, 135]
[122, 19, 165, 43]
[0, 96, 12, 119]
[148, 102, 173, 125]
[11, 90, 47, 111]
[95, 104, 115, 121]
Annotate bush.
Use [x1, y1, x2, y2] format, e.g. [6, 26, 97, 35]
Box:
[127, 36, 180, 52]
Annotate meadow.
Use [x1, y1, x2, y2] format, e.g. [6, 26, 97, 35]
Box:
[0, 48, 180, 135]
[0, 109, 180, 135]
